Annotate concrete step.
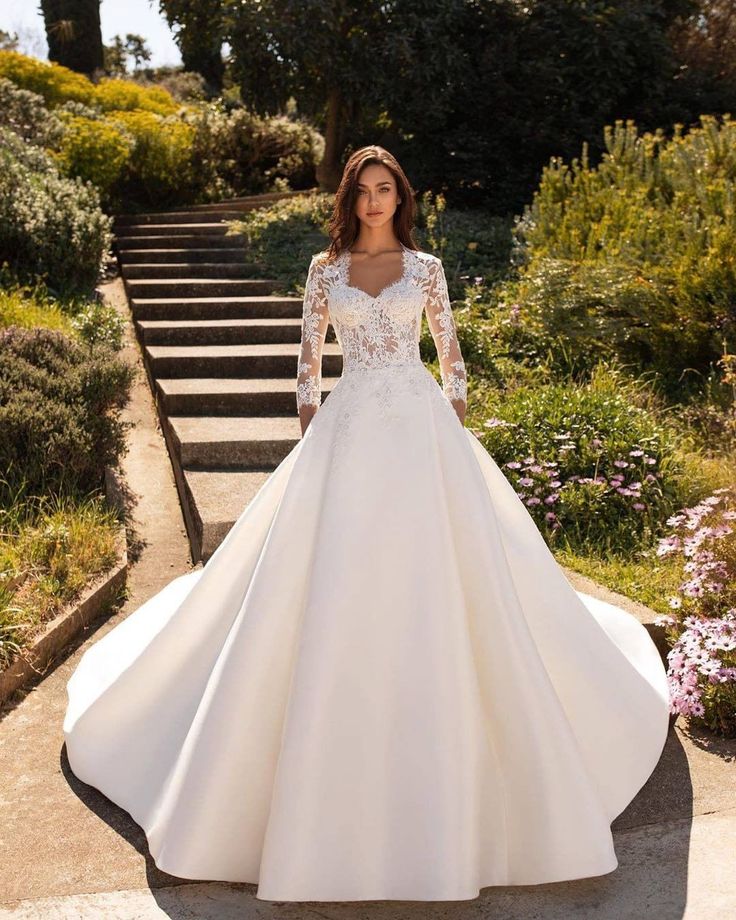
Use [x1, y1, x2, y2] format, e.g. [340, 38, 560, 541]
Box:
[124, 277, 280, 298]
[156, 375, 340, 415]
[114, 209, 250, 226]
[180, 468, 276, 562]
[118, 248, 247, 265]
[115, 234, 245, 250]
[130, 295, 303, 321]
[121, 262, 256, 280]
[137, 317, 303, 346]
[167, 415, 301, 469]
[144, 342, 343, 378]
[116, 223, 237, 237]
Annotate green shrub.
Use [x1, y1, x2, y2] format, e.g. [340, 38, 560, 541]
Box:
[0, 128, 111, 294]
[0, 50, 94, 107]
[0, 77, 64, 147]
[0, 50, 180, 116]
[500, 116, 736, 393]
[0, 326, 134, 502]
[0, 490, 122, 669]
[187, 102, 323, 200]
[0, 277, 73, 334]
[474, 362, 689, 555]
[94, 77, 179, 115]
[109, 109, 196, 205]
[54, 113, 133, 202]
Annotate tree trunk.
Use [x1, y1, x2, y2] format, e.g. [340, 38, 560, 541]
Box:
[316, 86, 347, 192]
[41, 0, 104, 77]
[181, 44, 224, 93]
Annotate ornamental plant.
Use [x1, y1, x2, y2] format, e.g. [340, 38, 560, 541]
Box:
[653, 487, 736, 736]
[476, 363, 687, 554]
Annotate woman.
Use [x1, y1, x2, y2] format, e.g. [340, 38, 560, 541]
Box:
[64, 145, 670, 902]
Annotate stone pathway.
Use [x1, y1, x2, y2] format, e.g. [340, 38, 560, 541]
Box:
[0, 219, 734, 918]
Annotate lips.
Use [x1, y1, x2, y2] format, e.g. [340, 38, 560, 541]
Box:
[367, 212, 382, 216]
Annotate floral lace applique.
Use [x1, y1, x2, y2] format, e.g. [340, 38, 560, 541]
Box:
[295, 245, 468, 440]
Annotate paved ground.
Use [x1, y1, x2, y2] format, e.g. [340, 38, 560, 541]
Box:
[1, 278, 734, 919]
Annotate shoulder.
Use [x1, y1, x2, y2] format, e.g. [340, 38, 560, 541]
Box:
[408, 248, 441, 267]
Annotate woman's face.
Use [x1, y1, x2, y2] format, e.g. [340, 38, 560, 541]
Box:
[354, 163, 401, 229]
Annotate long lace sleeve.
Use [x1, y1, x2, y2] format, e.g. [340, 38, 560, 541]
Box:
[296, 254, 330, 414]
[424, 256, 468, 414]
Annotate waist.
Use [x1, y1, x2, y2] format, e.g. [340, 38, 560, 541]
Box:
[341, 358, 427, 376]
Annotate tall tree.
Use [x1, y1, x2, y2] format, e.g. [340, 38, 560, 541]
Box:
[157, 0, 225, 92]
[40, 0, 104, 76]
[223, 0, 465, 191]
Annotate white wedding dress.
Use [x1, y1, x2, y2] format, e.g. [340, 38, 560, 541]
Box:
[63, 243, 671, 902]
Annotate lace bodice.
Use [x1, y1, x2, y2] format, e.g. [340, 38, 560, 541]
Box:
[296, 244, 467, 412]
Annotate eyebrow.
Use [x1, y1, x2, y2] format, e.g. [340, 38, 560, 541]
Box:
[357, 181, 393, 187]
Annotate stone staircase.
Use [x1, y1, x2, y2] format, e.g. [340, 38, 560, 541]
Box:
[114, 191, 343, 563]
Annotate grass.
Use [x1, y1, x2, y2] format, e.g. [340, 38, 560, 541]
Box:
[0, 487, 122, 669]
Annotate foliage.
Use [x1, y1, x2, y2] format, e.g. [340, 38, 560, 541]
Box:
[0, 273, 73, 334]
[54, 113, 133, 202]
[0, 326, 134, 503]
[654, 486, 736, 737]
[227, 190, 334, 287]
[489, 116, 736, 394]
[157, 0, 226, 91]
[472, 361, 690, 556]
[0, 488, 122, 670]
[104, 33, 152, 76]
[0, 50, 95, 106]
[108, 109, 197, 204]
[186, 102, 323, 200]
[0, 128, 111, 294]
[0, 50, 179, 114]
[0, 77, 64, 147]
[94, 77, 179, 115]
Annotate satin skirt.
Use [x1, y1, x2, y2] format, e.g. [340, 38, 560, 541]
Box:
[63, 361, 670, 901]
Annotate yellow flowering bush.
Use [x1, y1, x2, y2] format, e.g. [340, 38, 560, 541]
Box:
[109, 110, 196, 203]
[54, 115, 133, 201]
[0, 51, 179, 116]
[0, 50, 94, 107]
[94, 78, 179, 116]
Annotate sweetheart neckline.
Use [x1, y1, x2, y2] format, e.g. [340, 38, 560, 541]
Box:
[343, 244, 410, 301]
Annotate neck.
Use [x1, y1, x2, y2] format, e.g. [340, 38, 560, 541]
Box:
[351, 230, 403, 255]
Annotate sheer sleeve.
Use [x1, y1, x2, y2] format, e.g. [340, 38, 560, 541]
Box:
[424, 256, 468, 413]
[296, 254, 330, 413]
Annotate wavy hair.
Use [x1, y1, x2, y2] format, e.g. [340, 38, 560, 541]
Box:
[322, 146, 418, 262]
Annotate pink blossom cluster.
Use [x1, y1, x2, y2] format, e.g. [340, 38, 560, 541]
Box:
[494, 434, 662, 528]
[658, 611, 736, 717]
[655, 487, 735, 611]
[653, 486, 736, 728]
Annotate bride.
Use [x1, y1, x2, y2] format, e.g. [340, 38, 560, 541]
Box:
[63, 145, 671, 902]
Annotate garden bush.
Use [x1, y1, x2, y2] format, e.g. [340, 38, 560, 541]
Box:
[473, 361, 690, 555]
[654, 486, 736, 737]
[93, 78, 179, 115]
[109, 109, 197, 205]
[0, 128, 111, 294]
[0, 51, 180, 115]
[0, 326, 134, 502]
[494, 116, 736, 394]
[0, 50, 94, 107]
[186, 102, 323, 201]
[54, 113, 133, 202]
[0, 77, 64, 147]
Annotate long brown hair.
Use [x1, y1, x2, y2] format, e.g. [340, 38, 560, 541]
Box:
[323, 146, 418, 262]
